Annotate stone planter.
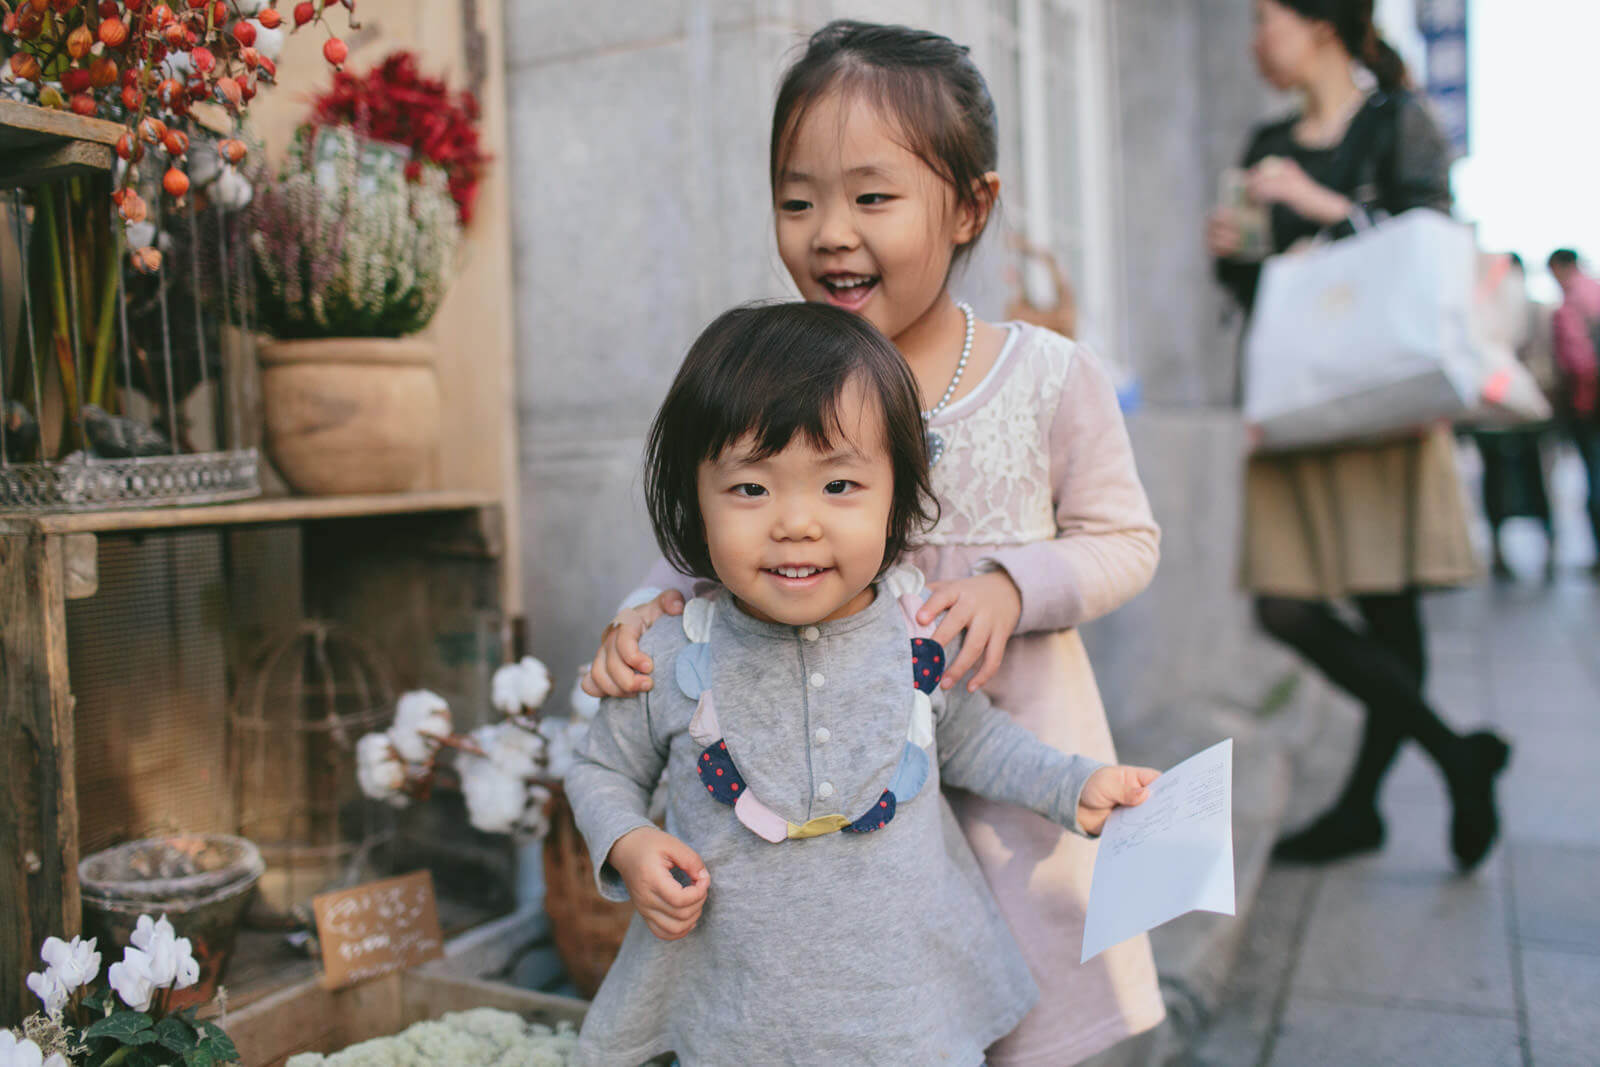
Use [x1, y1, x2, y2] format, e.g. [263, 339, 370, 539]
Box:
[258, 337, 440, 495]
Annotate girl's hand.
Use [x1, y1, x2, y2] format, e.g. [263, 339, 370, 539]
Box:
[1245, 157, 1350, 227]
[1077, 765, 1161, 837]
[607, 827, 711, 941]
[918, 571, 1023, 693]
[1206, 209, 1243, 259]
[581, 590, 686, 698]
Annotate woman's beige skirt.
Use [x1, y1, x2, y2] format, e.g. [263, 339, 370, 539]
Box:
[1241, 425, 1480, 599]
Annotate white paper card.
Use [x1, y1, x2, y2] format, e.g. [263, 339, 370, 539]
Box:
[1081, 738, 1236, 963]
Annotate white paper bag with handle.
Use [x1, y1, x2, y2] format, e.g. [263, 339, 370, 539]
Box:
[1243, 209, 1483, 452]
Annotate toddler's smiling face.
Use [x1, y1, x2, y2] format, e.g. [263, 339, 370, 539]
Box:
[696, 376, 894, 627]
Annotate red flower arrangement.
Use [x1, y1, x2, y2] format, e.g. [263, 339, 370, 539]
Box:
[308, 49, 487, 224]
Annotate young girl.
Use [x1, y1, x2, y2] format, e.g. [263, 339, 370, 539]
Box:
[585, 21, 1166, 1064]
[566, 302, 1158, 1067]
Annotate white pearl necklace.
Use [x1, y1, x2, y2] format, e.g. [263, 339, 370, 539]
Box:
[921, 302, 975, 466]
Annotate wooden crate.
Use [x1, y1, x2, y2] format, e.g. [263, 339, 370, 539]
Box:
[223, 970, 588, 1067]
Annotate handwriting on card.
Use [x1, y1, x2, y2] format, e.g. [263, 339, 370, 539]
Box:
[312, 871, 444, 989]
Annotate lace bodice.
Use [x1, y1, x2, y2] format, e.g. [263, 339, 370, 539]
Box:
[924, 326, 1074, 546]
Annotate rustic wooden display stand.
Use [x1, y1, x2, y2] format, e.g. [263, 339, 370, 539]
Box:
[2, 0, 523, 1024]
[0, 492, 507, 1024]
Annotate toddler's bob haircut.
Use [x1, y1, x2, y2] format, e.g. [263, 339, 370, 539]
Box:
[644, 301, 938, 582]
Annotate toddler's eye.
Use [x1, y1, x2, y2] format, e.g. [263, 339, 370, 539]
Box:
[824, 480, 857, 494]
[732, 483, 767, 498]
[856, 193, 893, 206]
[779, 199, 811, 212]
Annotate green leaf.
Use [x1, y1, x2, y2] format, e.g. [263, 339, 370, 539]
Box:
[196, 1024, 239, 1064]
[82, 987, 113, 1014]
[154, 1015, 199, 1055]
[85, 1011, 155, 1043]
[184, 1049, 215, 1067]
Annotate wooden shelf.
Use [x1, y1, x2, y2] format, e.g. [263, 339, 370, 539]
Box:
[0, 99, 124, 187]
[0, 490, 501, 535]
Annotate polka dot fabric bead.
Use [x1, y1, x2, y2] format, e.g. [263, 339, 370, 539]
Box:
[697, 741, 746, 805]
[911, 638, 945, 694]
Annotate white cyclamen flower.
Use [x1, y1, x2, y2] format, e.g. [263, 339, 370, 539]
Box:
[39, 935, 99, 990]
[458, 756, 527, 835]
[107, 948, 156, 1012]
[356, 732, 407, 804]
[0, 1032, 69, 1067]
[389, 690, 452, 763]
[127, 915, 198, 990]
[24, 968, 68, 1015]
[568, 667, 601, 721]
[492, 657, 552, 715]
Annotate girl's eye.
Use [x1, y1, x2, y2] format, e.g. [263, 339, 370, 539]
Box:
[824, 480, 857, 495]
[732, 484, 767, 498]
[856, 193, 894, 206]
[779, 199, 810, 212]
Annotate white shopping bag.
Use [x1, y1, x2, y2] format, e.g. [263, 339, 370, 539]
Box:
[1244, 210, 1484, 452]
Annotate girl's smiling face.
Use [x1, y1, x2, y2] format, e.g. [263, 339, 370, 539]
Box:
[696, 376, 895, 627]
[774, 92, 988, 345]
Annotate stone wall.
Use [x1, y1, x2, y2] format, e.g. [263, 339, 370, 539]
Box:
[505, 0, 1278, 719]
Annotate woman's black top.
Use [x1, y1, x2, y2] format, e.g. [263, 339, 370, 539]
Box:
[1215, 89, 1454, 315]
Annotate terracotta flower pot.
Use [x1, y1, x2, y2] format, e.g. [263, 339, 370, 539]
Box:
[259, 337, 440, 495]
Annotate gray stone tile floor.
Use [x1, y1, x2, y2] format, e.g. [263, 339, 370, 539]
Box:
[1186, 446, 1600, 1066]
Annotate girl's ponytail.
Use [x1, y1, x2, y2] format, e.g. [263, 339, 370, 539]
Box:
[1277, 0, 1412, 94]
[1361, 24, 1410, 92]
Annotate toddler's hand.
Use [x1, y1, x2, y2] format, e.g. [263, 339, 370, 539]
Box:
[918, 571, 1023, 693]
[1077, 765, 1160, 837]
[607, 827, 710, 941]
[581, 590, 686, 698]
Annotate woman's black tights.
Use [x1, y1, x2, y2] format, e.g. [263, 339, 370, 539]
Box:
[1255, 590, 1463, 812]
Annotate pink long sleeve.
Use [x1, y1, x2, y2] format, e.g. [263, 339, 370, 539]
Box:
[1552, 276, 1600, 416]
[980, 347, 1160, 634]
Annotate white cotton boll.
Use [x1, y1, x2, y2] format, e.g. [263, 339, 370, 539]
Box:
[25, 968, 68, 1015]
[492, 657, 551, 715]
[210, 166, 252, 210]
[459, 756, 525, 835]
[125, 221, 156, 250]
[568, 668, 601, 721]
[515, 783, 554, 838]
[161, 51, 191, 79]
[39, 935, 99, 990]
[487, 722, 545, 779]
[390, 690, 452, 763]
[186, 142, 221, 187]
[356, 732, 406, 803]
[539, 718, 588, 780]
[249, 21, 285, 61]
[107, 948, 156, 1012]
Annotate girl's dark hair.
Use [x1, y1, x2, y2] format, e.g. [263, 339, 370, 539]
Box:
[1276, 0, 1410, 92]
[770, 19, 999, 266]
[645, 302, 938, 582]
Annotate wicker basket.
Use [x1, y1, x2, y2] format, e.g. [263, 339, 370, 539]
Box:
[541, 783, 638, 998]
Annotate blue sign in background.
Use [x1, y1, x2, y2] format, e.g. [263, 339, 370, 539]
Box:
[1418, 0, 1469, 156]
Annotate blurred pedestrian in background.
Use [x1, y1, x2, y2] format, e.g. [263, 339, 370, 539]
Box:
[1474, 253, 1557, 580]
[1547, 248, 1600, 573]
[1208, 0, 1509, 872]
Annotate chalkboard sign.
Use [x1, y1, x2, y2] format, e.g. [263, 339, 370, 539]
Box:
[312, 870, 445, 989]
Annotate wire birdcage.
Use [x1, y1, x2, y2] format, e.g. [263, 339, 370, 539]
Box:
[228, 620, 398, 928]
[0, 148, 260, 511]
